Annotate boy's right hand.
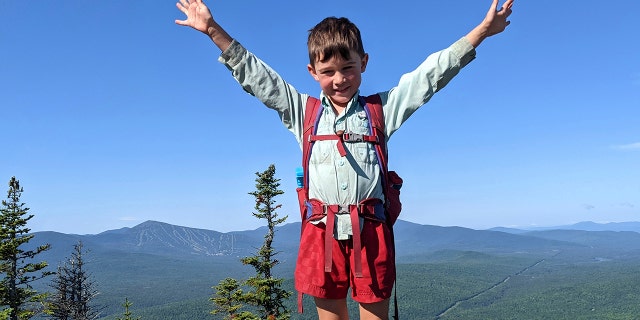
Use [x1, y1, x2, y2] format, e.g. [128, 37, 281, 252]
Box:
[175, 0, 214, 34]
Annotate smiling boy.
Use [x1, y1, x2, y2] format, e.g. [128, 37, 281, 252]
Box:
[176, 1, 514, 319]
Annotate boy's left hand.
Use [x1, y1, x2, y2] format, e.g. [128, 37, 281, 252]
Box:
[466, 0, 514, 47]
[482, 0, 514, 37]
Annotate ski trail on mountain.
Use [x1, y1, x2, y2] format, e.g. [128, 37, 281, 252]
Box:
[434, 254, 554, 319]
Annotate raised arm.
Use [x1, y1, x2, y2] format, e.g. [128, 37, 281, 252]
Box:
[465, 0, 514, 48]
[175, 0, 233, 52]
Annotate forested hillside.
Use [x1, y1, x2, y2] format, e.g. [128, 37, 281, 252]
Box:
[28, 220, 640, 319]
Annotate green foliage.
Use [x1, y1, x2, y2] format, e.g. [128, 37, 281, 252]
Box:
[211, 278, 253, 320]
[60, 251, 249, 318]
[96, 297, 212, 320]
[28, 246, 640, 319]
[211, 164, 292, 320]
[0, 308, 11, 320]
[435, 252, 640, 319]
[0, 177, 52, 320]
[115, 298, 139, 320]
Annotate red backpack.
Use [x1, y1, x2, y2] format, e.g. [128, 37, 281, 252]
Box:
[295, 94, 402, 318]
[296, 94, 403, 227]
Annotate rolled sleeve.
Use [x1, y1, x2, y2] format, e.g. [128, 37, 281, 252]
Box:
[218, 39, 245, 69]
[450, 37, 476, 68]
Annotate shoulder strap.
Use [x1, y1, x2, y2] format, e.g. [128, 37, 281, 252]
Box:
[362, 94, 400, 320]
[303, 95, 387, 190]
[360, 94, 387, 174]
[303, 95, 386, 188]
[297, 96, 322, 314]
[302, 96, 323, 192]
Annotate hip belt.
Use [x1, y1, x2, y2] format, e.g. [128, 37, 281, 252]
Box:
[305, 198, 385, 278]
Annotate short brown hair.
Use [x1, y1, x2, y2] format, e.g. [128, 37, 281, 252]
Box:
[307, 17, 365, 66]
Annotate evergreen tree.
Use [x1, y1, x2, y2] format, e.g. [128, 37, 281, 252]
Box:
[211, 278, 254, 320]
[115, 298, 139, 320]
[211, 164, 291, 320]
[0, 308, 11, 320]
[46, 241, 101, 320]
[0, 177, 52, 320]
[242, 164, 290, 319]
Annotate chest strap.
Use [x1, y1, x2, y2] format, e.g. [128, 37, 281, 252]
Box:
[309, 132, 379, 157]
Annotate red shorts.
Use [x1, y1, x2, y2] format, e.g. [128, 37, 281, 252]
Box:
[294, 219, 396, 303]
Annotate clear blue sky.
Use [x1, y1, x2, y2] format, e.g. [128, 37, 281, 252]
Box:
[2, 1, 638, 235]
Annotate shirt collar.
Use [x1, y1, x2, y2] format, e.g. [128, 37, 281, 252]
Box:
[319, 90, 361, 112]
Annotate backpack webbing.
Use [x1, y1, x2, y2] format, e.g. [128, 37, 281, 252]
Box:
[301, 94, 388, 204]
[300, 95, 400, 319]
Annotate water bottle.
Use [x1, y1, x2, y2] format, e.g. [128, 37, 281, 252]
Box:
[295, 167, 304, 188]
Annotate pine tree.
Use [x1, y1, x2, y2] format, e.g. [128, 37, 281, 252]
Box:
[46, 241, 101, 320]
[115, 298, 139, 320]
[211, 164, 292, 320]
[0, 308, 11, 320]
[211, 278, 254, 320]
[0, 177, 52, 320]
[242, 164, 291, 319]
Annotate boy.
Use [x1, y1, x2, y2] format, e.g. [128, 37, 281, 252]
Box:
[176, 0, 513, 319]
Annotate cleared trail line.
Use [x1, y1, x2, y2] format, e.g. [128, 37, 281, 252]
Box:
[434, 256, 551, 319]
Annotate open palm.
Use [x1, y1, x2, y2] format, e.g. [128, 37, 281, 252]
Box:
[175, 0, 213, 34]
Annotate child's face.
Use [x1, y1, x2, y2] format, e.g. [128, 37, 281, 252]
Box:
[308, 50, 368, 110]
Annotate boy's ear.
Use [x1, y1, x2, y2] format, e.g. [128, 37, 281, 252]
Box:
[360, 53, 369, 73]
[308, 64, 320, 81]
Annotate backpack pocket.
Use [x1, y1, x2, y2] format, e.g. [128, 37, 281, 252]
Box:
[385, 171, 403, 225]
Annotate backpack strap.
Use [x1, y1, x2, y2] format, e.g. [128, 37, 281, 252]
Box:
[361, 94, 400, 320]
[299, 96, 323, 217]
[298, 95, 399, 319]
[360, 94, 388, 174]
[296, 96, 322, 314]
[300, 95, 386, 214]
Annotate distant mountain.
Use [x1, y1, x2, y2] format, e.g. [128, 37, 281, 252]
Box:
[33, 220, 640, 264]
[391, 220, 581, 258]
[560, 221, 640, 232]
[30, 219, 640, 284]
[31, 220, 277, 267]
[89, 220, 266, 257]
[523, 229, 640, 250]
[31, 219, 590, 266]
[489, 221, 640, 233]
[26, 219, 640, 319]
[487, 226, 530, 234]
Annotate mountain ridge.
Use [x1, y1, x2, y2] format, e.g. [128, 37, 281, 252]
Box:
[26, 219, 640, 319]
[489, 220, 640, 233]
[30, 219, 640, 265]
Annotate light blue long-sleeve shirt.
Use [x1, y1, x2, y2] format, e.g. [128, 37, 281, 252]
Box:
[219, 37, 476, 238]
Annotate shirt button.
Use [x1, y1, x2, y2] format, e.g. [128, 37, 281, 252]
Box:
[338, 159, 345, 166]
[341, 183, 348, 190]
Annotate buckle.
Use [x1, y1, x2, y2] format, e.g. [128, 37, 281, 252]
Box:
[321, 204, 349, 214]
[342, 133, 364, 142]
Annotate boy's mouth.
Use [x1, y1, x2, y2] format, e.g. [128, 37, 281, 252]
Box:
[334, 86, 350, 94]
